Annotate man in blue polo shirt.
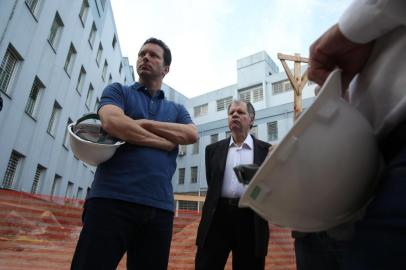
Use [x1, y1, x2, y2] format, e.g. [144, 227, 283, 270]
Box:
[71, 38, 198, 270]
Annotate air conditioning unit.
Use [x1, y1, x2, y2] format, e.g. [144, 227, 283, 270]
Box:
[178, 151, 185, 156]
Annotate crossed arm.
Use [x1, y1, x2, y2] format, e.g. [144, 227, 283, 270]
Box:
[99, 104, 198, 151]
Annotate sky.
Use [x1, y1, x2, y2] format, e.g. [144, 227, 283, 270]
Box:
[110, 0, 353, 98]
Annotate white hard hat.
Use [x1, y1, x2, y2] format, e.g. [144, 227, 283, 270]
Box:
[68, 113, 125, 166]
[239, 69, 382, 232]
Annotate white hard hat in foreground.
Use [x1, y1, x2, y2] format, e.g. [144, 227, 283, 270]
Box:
[239, 69, 382, 232]
[68, 113, 125, 166]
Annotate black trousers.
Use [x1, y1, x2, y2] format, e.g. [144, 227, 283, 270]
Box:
[195, 199, 265, 270]
[71, 198, 174, 270]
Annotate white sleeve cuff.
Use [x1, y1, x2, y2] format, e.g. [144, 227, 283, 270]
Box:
[338, 0, 400, 44]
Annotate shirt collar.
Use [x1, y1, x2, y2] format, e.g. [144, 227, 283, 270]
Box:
[133, 83, 165, 99]
[229, 134, 253, 149]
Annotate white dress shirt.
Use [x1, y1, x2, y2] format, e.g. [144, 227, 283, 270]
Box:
[221, 135, 254, 198]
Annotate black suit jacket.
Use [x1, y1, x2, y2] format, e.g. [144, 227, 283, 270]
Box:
[196, 135, 271, 257]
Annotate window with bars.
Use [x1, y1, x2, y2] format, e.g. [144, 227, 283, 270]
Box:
[25, 76, 44, 118]
[79, 0, 89, 26]
[226, 130, 232, 138]
[178, 200, 198, 211]
[51, 175, 62, 198]
[76, 187, 83, 199]
[194, 103, 208, 117]
[192, 139, 199, 154]
[47, 102, 61, 136]
[2, 151, 24, 189]
[251, 125, 258, 138]
[108, 74, 112, 85]
[76, 66, 86, 94]
[85, 83, 94, 109]
[119, 62, 123, 75]
[210, 133, 218, 144]
[216, 96, 232, 111]
[88, 22, 97, 48]
[96, 43, 103, 66]
[178, 168, 185, 185]
[179, 144, 187, 156]
[64, 43, 76, 76]
[272, 80, 293, 95]
[112, 34, 117, 49]
[267, 121, 278, 141]
[238, 85, 263, 103]
[4, 156, 20, 188]
[63, 118, 73, 148]
[48, 12, 64, 50]
[191, 166, 198, 183]
[25, 0, 41, 17]
[102, 60, 108, 81]
[65, 181, 74, 198]
[0, 45, 22, 95]
[31, 165, 45, 194]
[94, 97, 100, 112]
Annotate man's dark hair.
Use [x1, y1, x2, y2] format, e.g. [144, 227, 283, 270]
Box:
[227, 99, 256, 129]
[143, 37, 172, 66]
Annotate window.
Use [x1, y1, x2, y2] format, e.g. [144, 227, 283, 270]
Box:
[76, 187, 83, 199]
[94, 97, 100, 112]
[63, 118, 73, 148]
[179, 144, 187, 156]
[178, 168, 185, 185]
[108, 74, 112, 84]
[210, 133, 218, 144]
[226, 130, 232, 138]
[47, 102, 61, 136]
[102, 60, 108, 81]
[238, 85, 263, 103]
[112, 34, 117, 49]
[76, 66, 86, 94]
[51, 175, 62, 198]
[31, 165, 45, 194]
[119, 62, 123, 75]
[267, 121, 278, 141]
[65, 181, 74, 198]
[25, 76, 44, 118]
[216, 96, 232, 112]
[0, 45, 22, 95]
[124, 77, 127, 85]
[96, 43, 103, 66]
[272, 80, 293, 95]
[251, 125, 258, 138]
[85, 83, 94, 108]
[2, 151, 24, 189]
[64, 43, 77, 76]
[192, 139, 199, 154]
[178, 200, 198, 211]
[25, 0, 41, 18]
[88, 22, 97, 48]
[79, 0, 89, 25]
[100, 0, 107, 10]
[194, 103, 208, 117]
[48, 12, 64, 50]
[191, 166, 198, 183]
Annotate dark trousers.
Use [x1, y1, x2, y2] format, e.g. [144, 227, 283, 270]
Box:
[71, 198, 174, 270]
[294, 232, 350, 270]
[342, 144, 406, 270]
[195, 200, 265, 270]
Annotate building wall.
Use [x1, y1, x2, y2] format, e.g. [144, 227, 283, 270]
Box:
[0, 0, 134, 199]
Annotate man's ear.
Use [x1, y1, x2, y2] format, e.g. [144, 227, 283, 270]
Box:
[163, 66, 170, 76]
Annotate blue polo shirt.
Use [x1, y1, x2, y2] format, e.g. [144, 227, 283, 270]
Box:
[88, 82, 193, 212]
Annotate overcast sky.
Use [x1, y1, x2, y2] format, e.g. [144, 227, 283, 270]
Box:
[110, 0, 352, 98]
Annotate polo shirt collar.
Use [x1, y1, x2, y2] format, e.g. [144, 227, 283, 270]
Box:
[133, 83, 165, 99]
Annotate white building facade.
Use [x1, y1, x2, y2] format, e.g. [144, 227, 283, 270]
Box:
[0, 0, 134, 200]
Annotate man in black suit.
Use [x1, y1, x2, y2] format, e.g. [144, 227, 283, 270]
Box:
[195, 99, 271, 270]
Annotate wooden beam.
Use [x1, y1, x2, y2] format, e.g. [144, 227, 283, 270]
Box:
[277, 53, 309, 63]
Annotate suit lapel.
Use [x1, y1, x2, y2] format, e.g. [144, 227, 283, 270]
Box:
[216, 138, 230, 177]
[253, 137, 265, 165]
